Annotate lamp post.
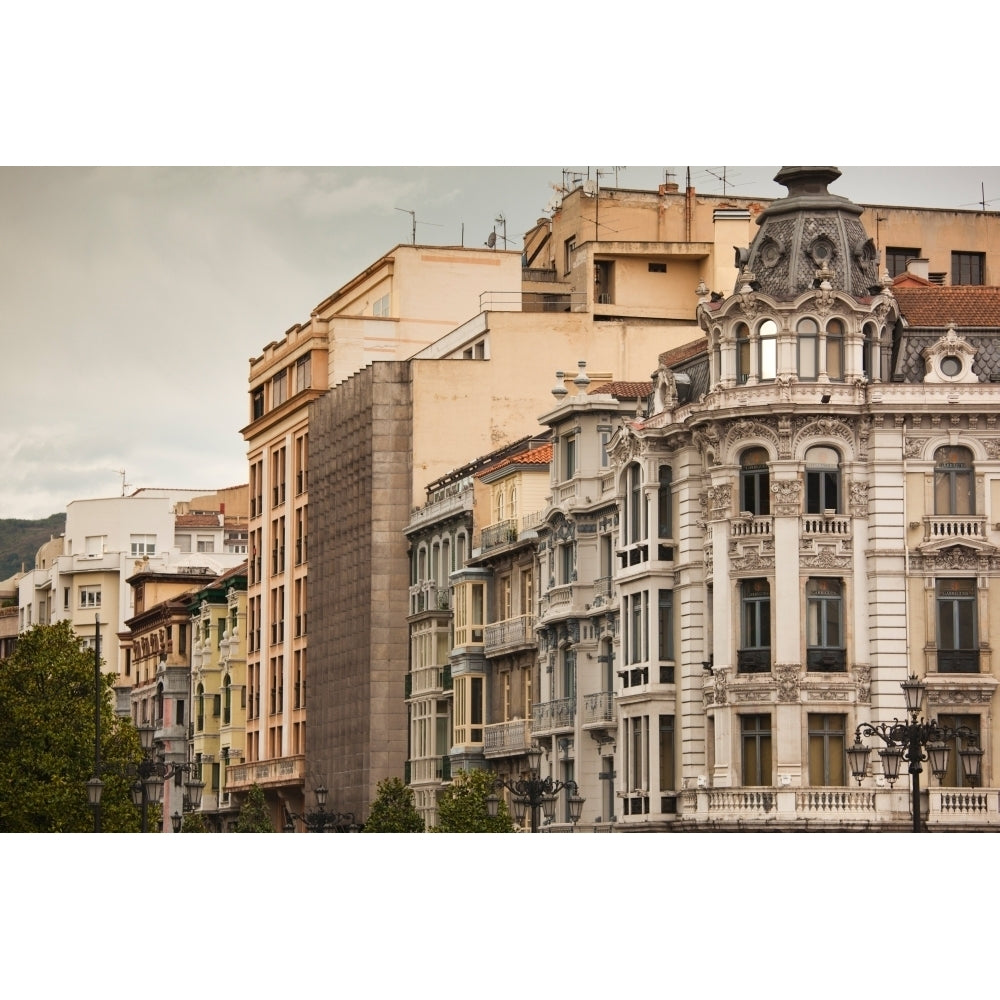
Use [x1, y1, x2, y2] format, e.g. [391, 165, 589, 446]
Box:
[129, 724, 206, 832]
[284, 785, 359, 832]
[847, 675, 984, 832]
[88, 614, 104, 832]
[485, 744, 585, 832]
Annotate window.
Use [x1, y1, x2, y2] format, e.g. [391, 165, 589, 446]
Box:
[562, 434, 577, 480]
[648, 261, 667, 273]
[659, 715, 675, 792]
[806, 579, 845, 671]
[373, 292, 390, 316]
[564, 236, 576, 275]
[936, 579, 979, 672]
[826, 318, 844, 380]
[736, 322, 751, 383]
[741, 714, 772, 786]
[561, 649, 576, 700]
[197, 536, 215, 553]
[758, 319, 777, 381]
[886, 247, 920, 278]
[176, 534, 191, 553]
[739, 579, 770, 673]
[952, 251, 984, 286]
[559, 542, 574, 585]
[294, 432, 309, 495]
[453, 674, 484, 745]
[79, 586, 101, 608]
[934, 446, 974, 515]
[272, 370, 287, 407]
[196, 684, 205, 731]
[740, 448, 770, 515]
[863, 322, 879, 382]
[130, 534, 156, 557]
[624, 592, 648, 667]
[294, 353, 311, 392]
[805, 445, 840, 513]
[658, 590, 674, 665]
[798, 317, 819, 379]
[625, 715, 647, 791]
[599, 426, 612, 468]
[496, 489, 505, 523]
[453, 581, 485, 646]
[808, 714, 846, 786]
[625, 463, 644, 546]
[657, 466, 673, 541]
[252, 386, 264, 420]
[224, 675, 232, 725]
[937, 714, 981, 787]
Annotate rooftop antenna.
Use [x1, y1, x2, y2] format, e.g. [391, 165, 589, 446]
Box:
[495, 212, 507, 249]
[960, 182, 998, 211]
[664, 167, 677, 187]
[705, 167, 730, 196]
[113, 469, 131, 497]
[394, 207, 443, 245]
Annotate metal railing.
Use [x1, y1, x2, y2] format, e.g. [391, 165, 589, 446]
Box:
[484, 718, 532, 756]
[532, 697, 575, 734]
[484, 614, 535, 655]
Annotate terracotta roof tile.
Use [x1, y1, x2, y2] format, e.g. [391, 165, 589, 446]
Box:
[477, 443, 552, 477]
[895, 286, 1000, 328]
[658, 338, 707, 367]
[175, 513, 222, 527]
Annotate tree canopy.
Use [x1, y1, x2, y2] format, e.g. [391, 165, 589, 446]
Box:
[0, 620, 144, 832]
[363, 776, 424, 832]
[432, 769, 514, 833]
[234, 783, 275, 832]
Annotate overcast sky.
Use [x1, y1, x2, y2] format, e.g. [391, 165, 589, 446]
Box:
[3, 164, 1000, 519]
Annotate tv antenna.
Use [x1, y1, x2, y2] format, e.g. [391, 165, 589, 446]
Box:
[394, 207, 443, 245]
[113, 469, 131, 497]
[960, 182, 999, 211]
[490, 213, 507, 249]
[705, 167, 730, 196]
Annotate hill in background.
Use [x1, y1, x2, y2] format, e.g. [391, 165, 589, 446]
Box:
[0, 514, 66, 581]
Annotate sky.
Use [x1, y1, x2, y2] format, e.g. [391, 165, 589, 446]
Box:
[4, 163, 1000, 520]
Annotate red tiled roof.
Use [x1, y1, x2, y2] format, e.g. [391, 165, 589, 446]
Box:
[895, 286, 1000, 327]
[175, 513, 222, 527]
[588, 380, 653, 400]
[477, 443, 552, 477]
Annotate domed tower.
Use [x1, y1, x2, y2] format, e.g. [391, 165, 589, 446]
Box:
[738, 166, 881, 300]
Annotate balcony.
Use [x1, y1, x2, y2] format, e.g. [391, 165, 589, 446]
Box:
[532, 697, 575, 735]
[737, 649, 771, 673]
[408, 663, 449, 696]
[484, 718, 532, 757]
[226, 754, 305, 792]
[924, 514, 987, 543]
[676, 786, 1000, 830]
[409, 755, 452, 784]
[409, 581, 450, 615]
[480, 518, 518, 552]
[801, 513, 851, 536]
[484, 614, 535, 656]
[583, 690, 615, 726]
[731, 514, 773, 538]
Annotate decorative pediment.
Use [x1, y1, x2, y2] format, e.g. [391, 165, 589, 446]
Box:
[923, 325, 978, 384]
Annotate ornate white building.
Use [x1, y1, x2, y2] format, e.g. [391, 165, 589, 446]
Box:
[613, 167, 1000, 830]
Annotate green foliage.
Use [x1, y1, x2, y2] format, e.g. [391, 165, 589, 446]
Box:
[0, 620, 143, 832]
[0, 513, 66, 581]
[431, 769, 514, 833]
[363, 776, 424, 832]
[234, 783, 274, 832]
[180, 811, 209, 833]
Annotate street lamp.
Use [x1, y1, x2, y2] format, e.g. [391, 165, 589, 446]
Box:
[129, 724, 206, 833]
[284, 785, 359, 832]
[847, 675, 984, 832]
[485, 744, 585, 832]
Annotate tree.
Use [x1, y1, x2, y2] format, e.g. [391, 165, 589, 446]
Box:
[363, 776, 424, 832]
[234, 783, 274, 832]
[180, 811, 209, 832]
[432, 769, 514, 833]
[0, 620, 143, 832]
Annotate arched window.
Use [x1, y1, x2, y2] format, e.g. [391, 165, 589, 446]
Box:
[224, 674, 232, 725]
[863, 322, 879, 381]
[758, 319, 777, 381]
[196, 683, 205, 731]
[934, 446, 974, 515]
[740, 448, 770, 515]
[805, 445, 840, 513]
[509, 486, 518, 519]
[496, 488, 505, 522]
[736, 323, 751, 383]
[826, 318, 844, 380]
[798, 317, 819, 379]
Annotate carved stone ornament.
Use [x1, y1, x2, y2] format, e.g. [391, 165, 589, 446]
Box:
[707, 483, 733, 516]
[737, 284, 760, 320]
[854, 664, 871, 704]
[774, 664, 800, 702]
[928, 685, 996, 707]
[800, 548, 852, 570]
[732, 549, 775, 573]
[771, 479, 802, 516]
[922, 324, 978, 384]
[849, 481, 869, 517]
[983, 438, 1000, 461]
[713, 667, 729, 706]
[903, 435, 926, 459]
[612, 421, 643, 464]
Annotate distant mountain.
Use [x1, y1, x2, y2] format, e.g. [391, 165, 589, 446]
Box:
[0, 514, 66, 581]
